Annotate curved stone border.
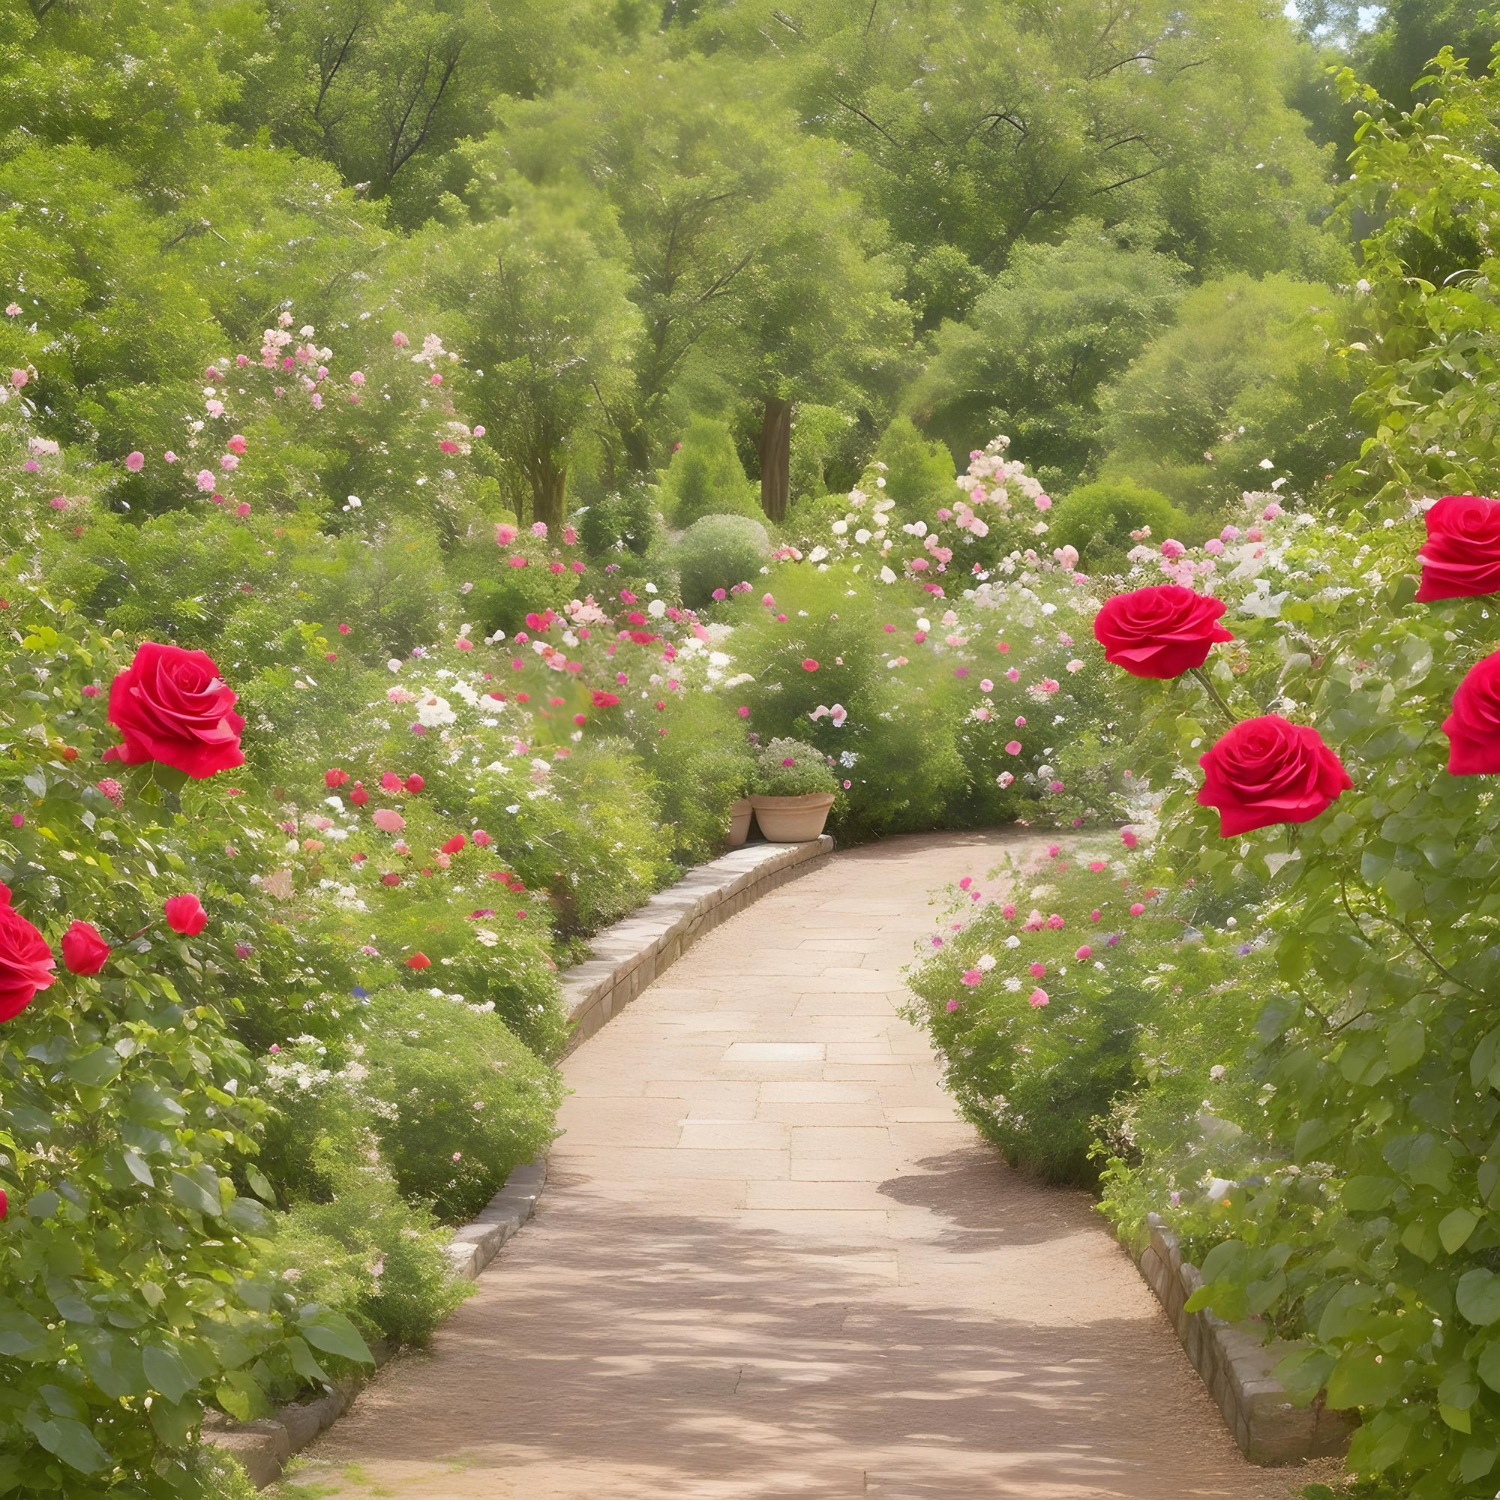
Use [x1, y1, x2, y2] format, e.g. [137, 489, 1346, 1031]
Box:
[209, 836, 834, 1487]
[1131, 1213, 1355, 1465]
[560, 835, 835, 1051]
[208, 1160, 546, 1488]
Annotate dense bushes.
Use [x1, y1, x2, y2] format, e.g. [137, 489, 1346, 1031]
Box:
[674, 513, 772, 606]
[1047, 478, 1203, 571]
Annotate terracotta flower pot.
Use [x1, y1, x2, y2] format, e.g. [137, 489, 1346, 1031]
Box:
[749, 792, 834, 843]
[727, 797, 753, 847]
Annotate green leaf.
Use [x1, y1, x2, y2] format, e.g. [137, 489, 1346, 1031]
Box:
[1457, 1268, 1500, 1327]
[1386, 1014, 1425, 1073]
[1342, 1175, 1397, 1211]
[1476, 1338, 1500, 1394]
[148, 1397, 197, 1451]
[66, 1048, 123, 1088]
[298, 1309, 373, 1365]
[26, 1416, 110, 1474]
[169, 1168, 221, 1218]
[285, 1336, 330, 1387]
[121, 1149, 153, 1187]
[1440, 1206, 1479, 1254]
[1327, 1346, 1405, 1410]
[143, 1343, 197, 1404]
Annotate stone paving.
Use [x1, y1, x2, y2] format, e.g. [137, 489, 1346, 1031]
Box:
[288, 829, 1328, 1500]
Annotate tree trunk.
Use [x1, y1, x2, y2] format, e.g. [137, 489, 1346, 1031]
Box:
[531, 458, 568, 534]
[757, 397, 792, 523]
[620, 420, 653, 478]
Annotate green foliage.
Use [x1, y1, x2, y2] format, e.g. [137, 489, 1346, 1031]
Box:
[752, 737, 839, 797]
[1048, 478, 1205, 570]
[912, 225, 1186, 491]
[674, 513, 772, 607]
[660, 416, 760, 526]
[0, 591, 373, 1497]
[360, 988, 561, 1223]
[266, 1153, 469, 1349]
[868, 416, 956, 525]
[1097, 275, 1361, 509]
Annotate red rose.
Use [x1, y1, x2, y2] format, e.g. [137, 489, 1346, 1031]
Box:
[350, 781, 369, 805]
[1417, 495, 1500, 601]
[163, 894, 208, 936]
[325, 768, 349, 788]
[0, 904, 56, 1021]
[1443, 649, 1500, 773]
[1197, 714, 1352, 836]
[61, 919, 110, 975]
[441, 833, 466, 855]
[406, 952, 431, 969]
[591, 690, 619, 708]
[104, 642, 245, 778]
[1093, 586, 1234, 679]
[405, 774, 425, 793]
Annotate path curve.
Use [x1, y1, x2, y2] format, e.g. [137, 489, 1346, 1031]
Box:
[292, 831, 1317, 1500]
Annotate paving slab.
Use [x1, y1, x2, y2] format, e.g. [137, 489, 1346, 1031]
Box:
[289, 829, 1333, 1500]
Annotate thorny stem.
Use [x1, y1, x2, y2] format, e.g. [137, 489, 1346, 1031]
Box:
[1188, 665, 1239, 726]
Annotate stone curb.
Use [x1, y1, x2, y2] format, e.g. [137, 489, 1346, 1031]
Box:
[560, 834, 835, 1052]
[208, 836, 833, 1488]
[1131, 1213, 1356, 1465]
[206, 1158, 546, 1489]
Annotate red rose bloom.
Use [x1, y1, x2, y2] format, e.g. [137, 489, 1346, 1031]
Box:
[1417, 495, 1500, 601]
[350, 781, 369, 805]
[61, 920, 111, 975]
[1093, 586, 1234, 679]
[325, 768, 349, 788]
[441, 833, 466, 855]
[1197, 714, 1352, 836]
[406, 952, 431, 969]
[1443, 649, 1500, 773]
[0, 904, 56, 1021]
[104, 641, 245, 778]
[163, 894, 208, 936]
[591, 690, 620, 708]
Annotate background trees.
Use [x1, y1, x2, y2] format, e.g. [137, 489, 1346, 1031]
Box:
[0, 0, 1457, 529]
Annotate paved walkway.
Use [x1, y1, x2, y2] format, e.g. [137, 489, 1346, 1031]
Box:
[291, 831, 1321, 1500]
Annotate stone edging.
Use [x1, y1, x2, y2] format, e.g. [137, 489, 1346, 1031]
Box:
[1131, 1212, 1356, 1465]
[208, 1160, 546, 1488]
[208, 836, 835, 1488]
[560, 835, 835, 1051]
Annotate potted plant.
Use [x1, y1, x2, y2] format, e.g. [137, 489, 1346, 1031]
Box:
[749, 736, 839, 842]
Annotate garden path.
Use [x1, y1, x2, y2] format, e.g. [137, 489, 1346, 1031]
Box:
[289, 830, 1321, 1500]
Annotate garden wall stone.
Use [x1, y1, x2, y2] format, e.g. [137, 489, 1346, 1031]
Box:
[209, 836, 832, 1487]
[1130, 1212, 1356, 1466]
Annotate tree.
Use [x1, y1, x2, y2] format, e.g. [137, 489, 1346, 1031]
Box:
[909, 222, 1186, 489]
[405, 195, 640, 530]
[471, 48, 910, 509]
[685, 0, 1346, 291]
[1096, 273, 1361, 507]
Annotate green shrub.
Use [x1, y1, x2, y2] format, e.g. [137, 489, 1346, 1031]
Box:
[905, 849, 1162, 1185]
[1096, 273, 1360, 508]
[577, 482, 661, 557]
[361, 988, 562, 1222]
[1047, 477, 1205, 570]
[0, 589, 374, 1494]
[868, 415, 955, 524]
[661, 416, 760, 527]
[265, 1152, 469, 1349]
[674, 513, 771, 607]
[752, 736, 839, 796]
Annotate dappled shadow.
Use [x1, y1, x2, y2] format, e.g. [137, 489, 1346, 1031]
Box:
[300, 1172, 1306, 1500]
